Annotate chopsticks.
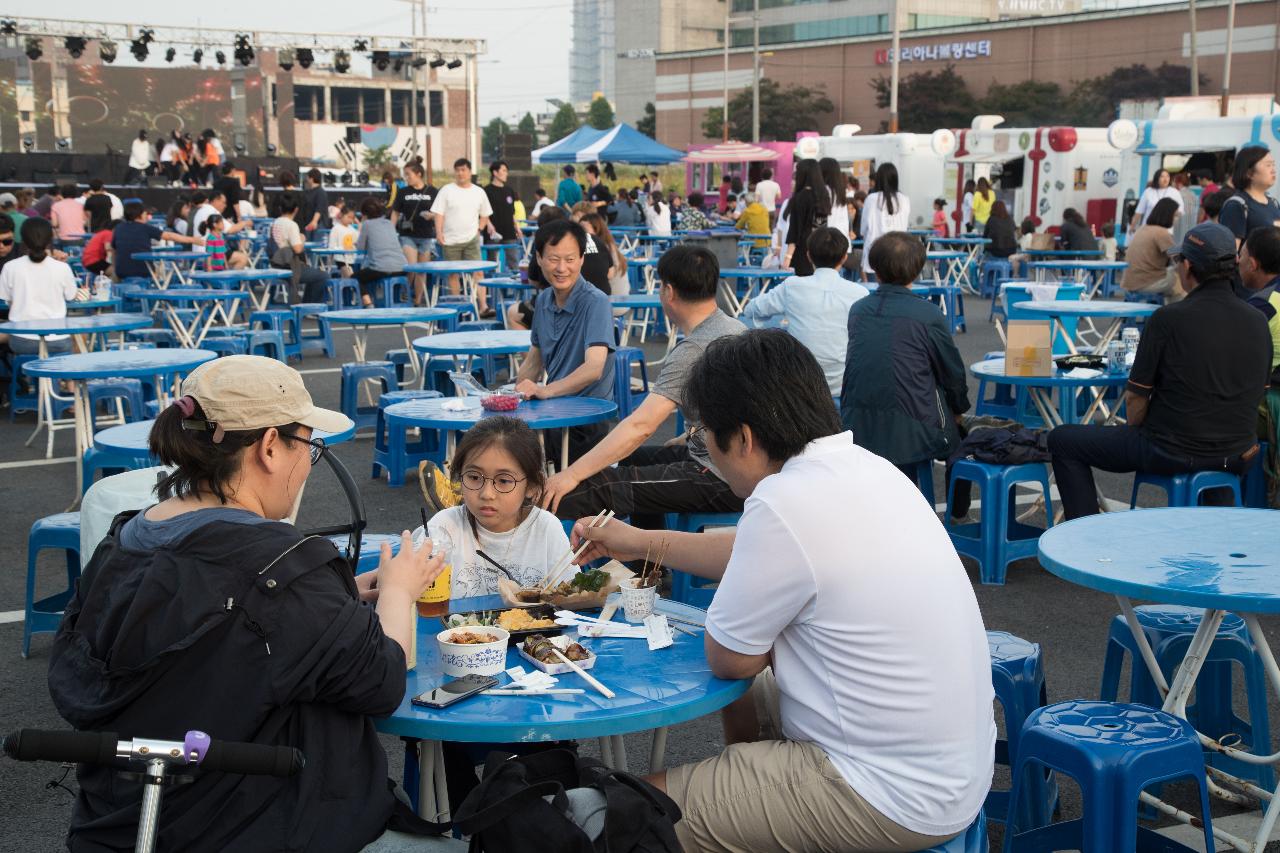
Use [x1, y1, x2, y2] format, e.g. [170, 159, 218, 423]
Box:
[486, 688, 585, 696]
[549, 646, 616, 699]
[539, 509, 615, 592]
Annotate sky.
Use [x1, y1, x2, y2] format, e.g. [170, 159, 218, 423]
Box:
[50, 1, 571, 124]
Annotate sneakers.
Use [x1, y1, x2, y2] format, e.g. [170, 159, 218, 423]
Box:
[419, 460, 462, 517]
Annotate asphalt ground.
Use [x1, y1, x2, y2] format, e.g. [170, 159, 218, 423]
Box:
[1, 291, 1279, 852]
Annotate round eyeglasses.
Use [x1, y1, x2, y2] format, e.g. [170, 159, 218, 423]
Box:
[460, 471, 526, 493]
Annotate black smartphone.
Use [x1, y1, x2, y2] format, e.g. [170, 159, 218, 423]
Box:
[412, 674, 500, 709]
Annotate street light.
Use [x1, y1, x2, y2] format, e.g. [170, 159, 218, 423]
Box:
[721, 1, 761, 143]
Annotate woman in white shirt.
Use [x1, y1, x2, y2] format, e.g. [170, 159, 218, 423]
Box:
[644, 191, 672, 236]
[820, 157, 851, 248]
[859, 162, 912, 278]
[1129, 168, 1183, 232]
[0, 218, 78, 355]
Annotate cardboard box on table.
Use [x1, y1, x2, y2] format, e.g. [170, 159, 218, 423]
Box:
[1005, 320, 1054, 377]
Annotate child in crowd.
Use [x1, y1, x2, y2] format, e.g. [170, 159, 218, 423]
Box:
[1009, 216, 1038, 276]
[81, 224, 113, 277]
[414, 417, 570, 600]
[327, 204, 358, 277]
[199, 214, 229, 271]
[932, 197, 949, 237]
[1099, 222, 1117, 261]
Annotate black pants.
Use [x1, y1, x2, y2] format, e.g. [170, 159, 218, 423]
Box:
[1047, 424, 1253, 520]
[275, 264, 330, 304]
[355, 267, 396, 300]
[556, 443, 744, 529]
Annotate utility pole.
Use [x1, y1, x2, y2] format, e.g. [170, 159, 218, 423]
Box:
[1219, 0, 1236, 116]
[722, 8, 730, 142]
[1188, 0, 1199, 97]
[888, 0, 900, 133]
[751, 0, 760, 144]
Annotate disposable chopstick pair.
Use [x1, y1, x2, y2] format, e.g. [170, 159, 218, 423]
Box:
[540, 510, 615, 592]
[549, 647, 616, 699]
[485, 688, 585, 696]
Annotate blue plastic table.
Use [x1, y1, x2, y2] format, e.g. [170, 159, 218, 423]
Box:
[121, 288, 246, 347]
[480, 242, 521, 274]
[377, 592, 747, 820]
[404, 260, 499, 311]
[190, 268, 293, 311]
[384, 395, 615, 470]
[319, 307, 458, 369]
[970, 357, 1128, 427]
[1017, 299, 1157, 354]
[611, 294, 667, 347]
[1038, 508, 1280, 851]
[2, 296, 124, 313]
[717, 267, 792, 316]
[411, 329, 532, 370]
[24, 349, 215, 495]
[1023, 249, 1105, 259]
[94, 416, 356, 459]
[131, 250, 208, 288]
[1028, 260, 1129, 298]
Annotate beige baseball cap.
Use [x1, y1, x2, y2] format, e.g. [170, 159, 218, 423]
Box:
[180, 355, 350, 435]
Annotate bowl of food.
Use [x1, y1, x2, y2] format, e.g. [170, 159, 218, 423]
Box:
[480, 393, 521, 412]
[435, 626, 510, 677]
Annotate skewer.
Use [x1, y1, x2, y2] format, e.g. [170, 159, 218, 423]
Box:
[538, 509, 608, 588]
[549, 647, 615, 699]
[541, 510, 615, 593]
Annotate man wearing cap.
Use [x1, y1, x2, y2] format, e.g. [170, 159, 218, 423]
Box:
[1047, 222, 1272, 518]
[49, 355, 452, 852]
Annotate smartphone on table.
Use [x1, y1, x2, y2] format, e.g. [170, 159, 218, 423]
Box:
[412, 674, 500, 709]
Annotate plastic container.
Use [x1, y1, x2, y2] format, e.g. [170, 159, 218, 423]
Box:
[436, 626, 511, 677]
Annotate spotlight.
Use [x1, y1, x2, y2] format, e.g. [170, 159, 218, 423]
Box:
[215, 50, 226, 65]
[64, 36, 87, 59]
[138, 28, 155, 44]
[392, 57, 403, 73]
[130, 38, 148, 62]
[99, 40, 117, 63]
[411, 55, 427, 68]
[55, 137, 71, 151]
[24, 36, 41, 61]
[357, 170, 370, 184]
[341, 171, 353, 186]
[372, 50, 390, 71]
[164, 46, 176, 62]
[296, 47, 313, 69]
[233, 33, 253, 66]
[0, 20, 17, 36]
[353, 39, 368, 52]
[277, 47, 294, 71]
[234, 140, 247, 154]
[323, 172, 336, 186]
[429, 56, 446, 68]
[333, 50, 350, 73]
[446, 58, 462, 69]
[192, 47, 203, 63]
[266, 142, 278, 155]
[21, 135, 34, 151]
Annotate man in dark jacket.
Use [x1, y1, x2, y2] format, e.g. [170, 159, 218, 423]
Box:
[840, 231, 969, 476]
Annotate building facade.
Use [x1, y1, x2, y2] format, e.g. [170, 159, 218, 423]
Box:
[656, 0, 1280, 149]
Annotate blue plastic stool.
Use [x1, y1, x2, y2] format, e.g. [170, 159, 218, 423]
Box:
[945, 461, 1053, 585]
[986, 631, 1056, 831]
[1002, 700, 1215, 853]
[924, 811, 987, 852]
[384, 349, 415, 385]
[980, 259, 1013, 297]
[1243, 441, 1268, 508]
[373, 389, 443, 484]
[330, 278, 360, 309]
[379, 275, 412, 308]
[201, 337, 248, 357]
[1100, 604, 1274, 790]
[8, 354, 38, 418]
[81, 445, 154, 495]
[240, 329, 287, 362]
[24, 512, 81, 657]
[249, 309, 302, 360]
[127, 328, 178, 348]
[341, 361, 399, 430]
[664, 513, 741, 607]
[613, 347, 650, 420]
[1130, 469, 1242, 508]
[292, 303, 334, 357]
[85, 378, 146, 432]
[1124, 289, 1165, 306]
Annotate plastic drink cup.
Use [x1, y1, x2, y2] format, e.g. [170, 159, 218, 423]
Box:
[621, 577, 658, 622]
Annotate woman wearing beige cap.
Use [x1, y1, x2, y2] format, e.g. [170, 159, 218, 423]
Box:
[48, 356, 450, 851]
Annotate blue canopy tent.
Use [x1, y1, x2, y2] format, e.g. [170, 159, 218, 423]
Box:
[532, 123, 684, 165]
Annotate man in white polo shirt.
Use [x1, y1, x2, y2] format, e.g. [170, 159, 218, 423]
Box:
[754, 167, 782, 229]
[431, 157, 494, 316]
[572, 329, 994, 852]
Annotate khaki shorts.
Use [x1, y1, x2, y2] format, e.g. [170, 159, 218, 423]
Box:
[441, 235, 481, 261]
[666, 669, 957, 853]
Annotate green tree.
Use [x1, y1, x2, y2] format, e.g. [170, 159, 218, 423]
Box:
[979, 80, 1064, 128]
[586, 95, 615, 130]
[636, 101, 657, 138]
[1064, 63, 1208, 126]
[361, 144, 394, 173]
[517, 112, 537, 135]
[700, 79, 834, 142]
[548, 103, 580, 143]
[870, 65, 977, 132]
[482, 116, 511, 161]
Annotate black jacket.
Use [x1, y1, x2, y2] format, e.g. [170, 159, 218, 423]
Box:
[48, 513, 406, 853]
[983, 216, 1018, 258]
[840, 286, 971, 465]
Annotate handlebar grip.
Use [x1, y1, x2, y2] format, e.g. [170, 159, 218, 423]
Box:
[3, 729, 118, 765]
[199, 741, 304, 778]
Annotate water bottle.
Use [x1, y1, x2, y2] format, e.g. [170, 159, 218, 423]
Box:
[93, 274, 112, 300]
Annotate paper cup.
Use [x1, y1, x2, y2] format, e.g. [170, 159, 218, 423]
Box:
[621, 577, 658, 622]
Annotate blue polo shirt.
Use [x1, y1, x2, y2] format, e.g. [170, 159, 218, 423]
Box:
[530, 277, 615, 400]
[112, 220, 163, 279]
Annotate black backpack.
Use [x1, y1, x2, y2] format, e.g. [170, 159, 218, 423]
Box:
[453, 749, 683, 853]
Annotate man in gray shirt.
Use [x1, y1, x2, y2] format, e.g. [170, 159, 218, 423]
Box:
[542, 245, 746, 526]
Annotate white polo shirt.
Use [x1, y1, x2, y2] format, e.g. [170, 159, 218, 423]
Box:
[755, 178, 781, 212]
[706, 433, 995, 837]
[430, 182, 493, 246]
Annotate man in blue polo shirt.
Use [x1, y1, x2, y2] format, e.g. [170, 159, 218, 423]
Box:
[514, 218, 615, 466]
[112, 201, 202, 280]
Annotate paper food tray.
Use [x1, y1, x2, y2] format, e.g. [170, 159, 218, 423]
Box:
[497, 560, 634, 610]
[517, 634, 598, 674]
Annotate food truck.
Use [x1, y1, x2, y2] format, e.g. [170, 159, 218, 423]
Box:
[804, 126, 951, 231]
[941, 117, 1122, 235]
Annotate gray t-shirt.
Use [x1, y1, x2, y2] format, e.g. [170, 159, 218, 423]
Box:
[356, 218, 408, 274]
[120, 506, 275, 551]
[652, 309, 746, 470]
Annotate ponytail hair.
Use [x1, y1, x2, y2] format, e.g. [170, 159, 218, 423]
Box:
[650, 191, 665, 215]
[198, 214, 223, 236]
[21, 217, 53, 263]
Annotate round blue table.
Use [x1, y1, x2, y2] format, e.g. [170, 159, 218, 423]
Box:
[717, 267, 792, 316]
[6, 296, 125, 313]
[1027, 260, 1129, 298]
[611, 294, 666, 346]
[377, 591, 747, 820]
[190, 269, 293, 311]
[94, 416, 356, 459]
[970, 357, 1128, 426]
[1023, 249, 1105, 259]
[929, 240, 988, 291]
[384, 395, 615, 470]
[411, 329, 532, 381]
[1017, 300, 1157, 354]
[1038, 507, 1280, 851]
[119, 288, 246, 347]
[404, 260, 499, 311]
[24, 349, 216, 495]
[480, 242, 521, 274]
[131, 251, 208, 288]
[318, 307, 458, 370]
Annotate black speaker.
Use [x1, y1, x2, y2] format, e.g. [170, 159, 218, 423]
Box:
[346, 126, 362, 145]
[502, 133, 532, 172]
